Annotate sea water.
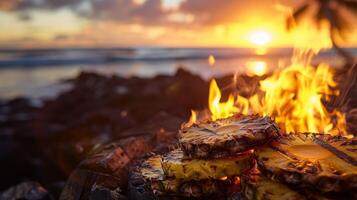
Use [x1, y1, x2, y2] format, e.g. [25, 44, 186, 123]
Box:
[0, 47, 355, 99]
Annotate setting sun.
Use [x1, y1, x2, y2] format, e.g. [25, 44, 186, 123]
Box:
[249, 31, 272, 46]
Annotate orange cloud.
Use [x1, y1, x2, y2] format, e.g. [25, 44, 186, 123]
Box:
[0, 0, 356, 48]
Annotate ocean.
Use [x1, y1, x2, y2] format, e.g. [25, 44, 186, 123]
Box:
[0, 47, 356, 99]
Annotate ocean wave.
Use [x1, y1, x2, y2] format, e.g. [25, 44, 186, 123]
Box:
[0, 47, 355, 68]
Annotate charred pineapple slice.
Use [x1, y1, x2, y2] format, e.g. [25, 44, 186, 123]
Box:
[241, 169, 307, 200]
[162, 149, 252, 180]
[129, 154, 237, 199]
[256, 133, 357, 193]
[179, 114, 280, 158]
[242, 169, 357, 200]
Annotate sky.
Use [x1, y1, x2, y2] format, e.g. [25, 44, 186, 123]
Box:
[0, 0, 356, 48]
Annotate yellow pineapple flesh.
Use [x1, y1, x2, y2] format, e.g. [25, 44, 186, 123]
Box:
[161, 149, 253, 180]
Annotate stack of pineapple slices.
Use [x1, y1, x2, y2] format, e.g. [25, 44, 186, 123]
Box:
[129, 115, 357, 200]
[129, 114, 280, 199]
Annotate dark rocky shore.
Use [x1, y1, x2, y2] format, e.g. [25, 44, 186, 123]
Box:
[0, 68, 356, 199]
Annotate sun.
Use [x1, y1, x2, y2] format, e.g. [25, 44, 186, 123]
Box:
[249, 31, 272, 46]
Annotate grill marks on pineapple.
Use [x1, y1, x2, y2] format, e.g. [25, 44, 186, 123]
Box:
[256, 133, 357, 193]
[241, 170, 307, 200]
[179, 115, 281, 158]
[313, 137, 357, 166]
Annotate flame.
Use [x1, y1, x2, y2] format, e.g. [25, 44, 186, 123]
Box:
[219, 176, 228, 181]
[207, 50, 347, 136]
[209, 79, 238, 121]
[257, 60, 346, 135]
[183, 110, 198, 128]
[233, 176, 241, 185]
[189, 110, 197, 124]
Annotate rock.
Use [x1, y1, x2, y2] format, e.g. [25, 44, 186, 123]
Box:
[89, 186, 127, 200]
[59, 169, 97, 200]
[119, 112, 183, 138]
[166, 68, 209, 113]
[127, 169, 156, 200]
[0, 181, 52, 200]
[60, 169, 124, 200]
[60, 135, 155, 199]
[46, 182, 66, 200]
[80, 143, 131, 180]
[117, 137, 153, 160]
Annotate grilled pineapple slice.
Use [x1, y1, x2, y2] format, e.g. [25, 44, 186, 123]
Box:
[179, 114, 280, 158]
[242, 168, 357, 200]
[256, 133, 357, 193]
[129, 155, 238, 199]
[162, 149, 253, 180]
[241, 169, 306, 200]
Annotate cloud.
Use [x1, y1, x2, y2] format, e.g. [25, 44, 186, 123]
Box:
[0, 0, 300, 26]
[88, 0, 168, 24]
[0, 0, 82, 11]
[0, 0, 311, 31]
[179, 0, 280, 25]
[53, 34, 70, 41]
[18, 12, 32, 21]
[0, 0, 170, 25]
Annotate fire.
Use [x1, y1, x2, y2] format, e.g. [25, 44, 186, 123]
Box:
[189, 110, 197, 124]
[256, 61, 346, 135]
[208, 80, 238, 121]
[219, 176, 228, 181]
[205, 49, 347, 136]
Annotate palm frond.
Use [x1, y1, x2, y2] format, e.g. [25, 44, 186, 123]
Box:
[338, 0, 357, 13]
[331, 10, 351, 40]
[292, 3, 310, 21]
[286, 15, 295, 31]
[286, 3, 310, 31]
[324, 6, 351, 40]
[315, 6, 327, 29]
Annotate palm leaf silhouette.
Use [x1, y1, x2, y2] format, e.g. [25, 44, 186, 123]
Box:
[287, 0, 356, 63]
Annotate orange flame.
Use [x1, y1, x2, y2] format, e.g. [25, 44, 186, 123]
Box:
[207, 50, 347, 136]
[183, 110, 197, 128]
[189, 110, 197, 124]
[219, 176, 228, 180]
[209, 79, 238, 121]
